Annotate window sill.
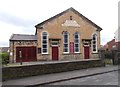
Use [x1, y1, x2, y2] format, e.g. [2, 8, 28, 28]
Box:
[41, 53, 49, 55]
[62, 53, 81, 55]
[63, 52, 70, 55]
[92, 52, 98, 54]
[74, 53, 81, 54]
[74, 52, 80, 54]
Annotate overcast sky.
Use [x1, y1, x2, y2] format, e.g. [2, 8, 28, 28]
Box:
[0, 0, 119, 47]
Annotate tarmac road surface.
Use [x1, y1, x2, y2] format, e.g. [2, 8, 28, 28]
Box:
[47, 71, 118, 85]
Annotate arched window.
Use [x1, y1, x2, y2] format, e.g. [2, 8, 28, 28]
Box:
[41, 32, 48, 54]
[92, 34, 97, 52]
[63, 32, 69, 53]
[74, 32, 80, 53]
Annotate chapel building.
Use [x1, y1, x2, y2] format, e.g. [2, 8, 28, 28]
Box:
[9, 7, 102, 63]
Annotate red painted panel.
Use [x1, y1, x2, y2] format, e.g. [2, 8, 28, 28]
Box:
[70, 42, 74, 53]
[16, 47, 37, 62]
[84, 46, 90, 59]
[52, 47, 58, 60]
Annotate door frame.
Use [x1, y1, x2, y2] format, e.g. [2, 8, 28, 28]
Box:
[16, 46, 37, 62]
[83, 45, 90, 59]
[52, 46, 59, 60]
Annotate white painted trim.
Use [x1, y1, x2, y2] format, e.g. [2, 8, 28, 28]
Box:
[74, 32, 80, 53]
[74, 52, 80, 53]
[63, 51, 69, 54]
[41, 31, 49, 54]
[51, 45, 59, 47]
[62, 20, 80, 28]
[42, 52, 48, 54]
[92, 34, 98, 53]
[84, 44, 89, 47]
[83, 46, 90, 59]
[63, 32, 69, 54]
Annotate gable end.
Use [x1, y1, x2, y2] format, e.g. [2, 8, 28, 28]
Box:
[35, 7, 102, 33]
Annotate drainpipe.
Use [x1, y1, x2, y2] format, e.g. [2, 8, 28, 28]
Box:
[13, 41, 14, 63]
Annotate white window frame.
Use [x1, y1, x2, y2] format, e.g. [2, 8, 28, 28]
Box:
[63, 32, 69, 54]
[41, 31, 48, 54]
[74, 32, 80, 53]
[92, 34, 98, 53]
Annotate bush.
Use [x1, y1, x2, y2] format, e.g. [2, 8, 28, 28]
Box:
[0, 52, 9, 65]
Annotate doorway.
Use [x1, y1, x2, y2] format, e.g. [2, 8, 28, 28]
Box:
[16, 47, 37, 62]
[84, 46, 90, 59]
[52, 47, 58, 60]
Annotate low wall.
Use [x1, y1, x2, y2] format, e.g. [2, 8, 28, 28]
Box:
[2, 59, 105, 81]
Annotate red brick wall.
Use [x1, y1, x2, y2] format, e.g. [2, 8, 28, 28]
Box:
[107, 39, 120, 51]
[116, 42, 120, 50]
[107, 39, 116, 51]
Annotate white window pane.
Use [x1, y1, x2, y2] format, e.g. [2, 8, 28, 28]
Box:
[64, 35, 68, 38]
[75, 48, 79, 52]
[74, 32, 80, 53]
[93, 48, 96, 51]
[93, 45, 96, 51]
[64, 44, 68, 47]
[75, 44, 79, 47]
[63, 32, 69, 53]
[75, 39, 79, 43]
[93, 36, 96, 40]
[42, 32, 48, 54]
[43, 36, 47, 39]
[43, 49, 47, 53]
[92, 34, 97, 52]
[42, 40, 47, 44]
[64, 38, 68, 43]
[93, 41, 96, 44]
[42, 45, 47, 48]
[64, 48, 68, 52]
[75, 35, 78, 38]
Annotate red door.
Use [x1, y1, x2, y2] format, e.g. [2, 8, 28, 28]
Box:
[16, 47, 37, 62]
[84, 46, 90, 59]
[52, 47, 58, 60]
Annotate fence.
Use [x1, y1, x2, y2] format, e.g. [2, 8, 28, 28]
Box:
[98, 48, 120, 65]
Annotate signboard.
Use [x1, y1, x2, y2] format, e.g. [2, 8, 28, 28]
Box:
[70, 42, 74, 53]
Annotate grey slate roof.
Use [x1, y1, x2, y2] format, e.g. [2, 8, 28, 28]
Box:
[10, 34, 37, 41]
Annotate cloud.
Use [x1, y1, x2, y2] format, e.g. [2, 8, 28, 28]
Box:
[0, 42, 8, 47]
[0, 11, 37, 28]
[0, 0, 118, 47]
[0, 21, 34, 47]
[101, 36, 114, 45]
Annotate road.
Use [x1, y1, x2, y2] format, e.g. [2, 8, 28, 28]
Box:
[47, 71, 118, 85]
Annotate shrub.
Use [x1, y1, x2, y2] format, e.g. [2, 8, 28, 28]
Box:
[105, 51, 113, 59]
[0, 52, 9, 65]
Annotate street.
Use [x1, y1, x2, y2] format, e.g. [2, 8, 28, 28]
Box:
[2, 65, 118, 86]
[47, 71, 118, 85]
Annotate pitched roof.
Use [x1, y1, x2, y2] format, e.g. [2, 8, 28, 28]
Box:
[10, 34, 37, 41]
[35, 7, 102, 31]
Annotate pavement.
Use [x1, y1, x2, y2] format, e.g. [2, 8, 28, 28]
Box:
[2, 65, 119, 87]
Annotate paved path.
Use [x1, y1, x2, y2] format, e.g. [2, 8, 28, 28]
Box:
[2, 65, 118, 86]
[49, 71, 118, 85]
